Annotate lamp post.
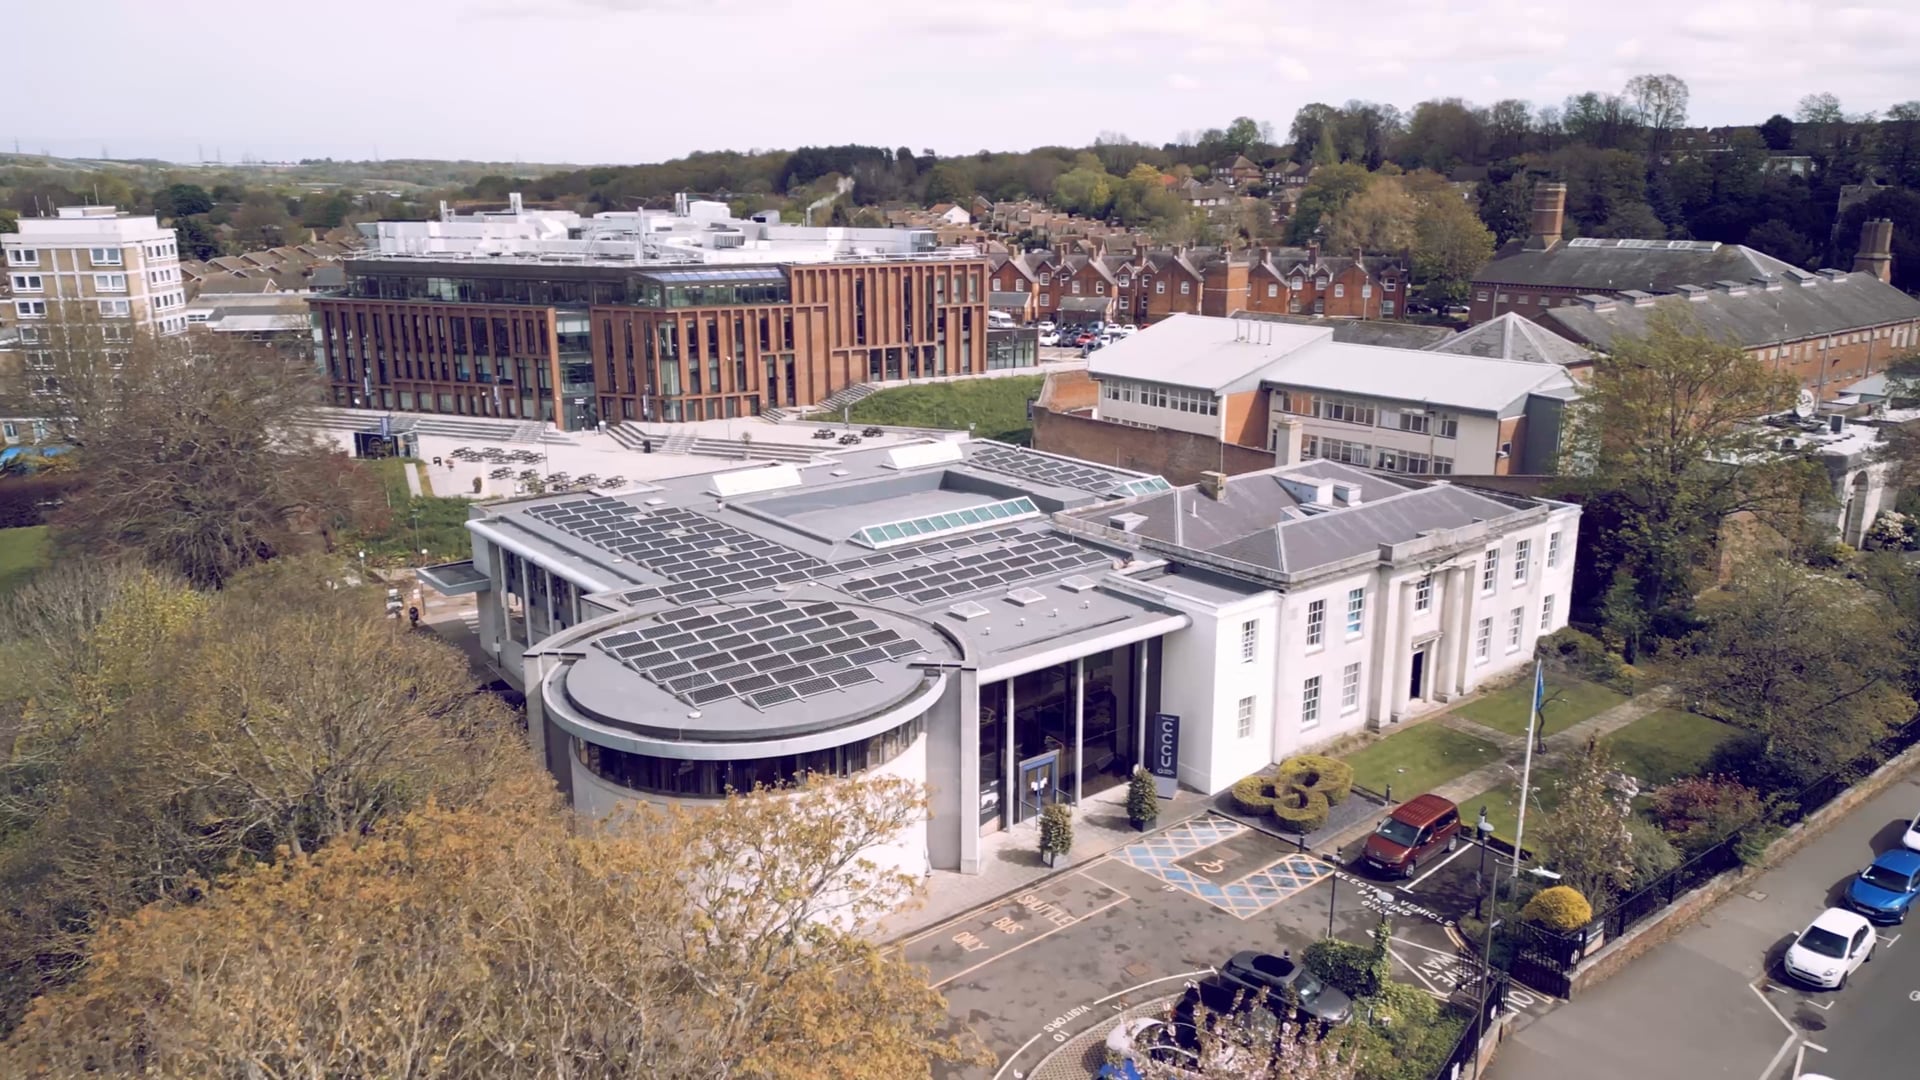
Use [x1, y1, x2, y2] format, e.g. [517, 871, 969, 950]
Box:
[1469, 917, 1503, 1080]
[1474, 807, 1494, 919]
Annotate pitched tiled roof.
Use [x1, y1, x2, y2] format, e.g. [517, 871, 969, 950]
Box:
[1477, 237, 1797, 293]
[1426, 312, 1594, 366]
[1539, 272, 1920, 352]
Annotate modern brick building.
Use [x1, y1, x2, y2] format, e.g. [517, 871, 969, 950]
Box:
[310, 196, 990, 430]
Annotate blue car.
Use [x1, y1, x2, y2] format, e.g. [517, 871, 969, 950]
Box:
[1845, 848, 1920, 924]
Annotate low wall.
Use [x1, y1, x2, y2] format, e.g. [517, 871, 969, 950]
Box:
[1031, 408, 1275, 487]
[1567, 738, 1920, 995]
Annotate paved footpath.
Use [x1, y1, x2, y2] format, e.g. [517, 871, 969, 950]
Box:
[1490, 765, 1920, 1080]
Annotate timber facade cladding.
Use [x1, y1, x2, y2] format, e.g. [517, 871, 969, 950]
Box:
[310, 258, 991, 430]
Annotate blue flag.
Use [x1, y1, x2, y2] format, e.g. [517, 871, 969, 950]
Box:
[1533, 662, 1546, 715]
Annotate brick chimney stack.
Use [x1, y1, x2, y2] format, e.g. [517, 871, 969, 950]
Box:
[1854, 217, 1894, 283]
[1525, 182, 1567, 252]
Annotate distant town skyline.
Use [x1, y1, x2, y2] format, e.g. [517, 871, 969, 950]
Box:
[12, 0, 1918, 166]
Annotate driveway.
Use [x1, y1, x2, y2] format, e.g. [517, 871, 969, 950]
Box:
[1490, 769, 1920, 1080]
[916, 814, 1549, 1079]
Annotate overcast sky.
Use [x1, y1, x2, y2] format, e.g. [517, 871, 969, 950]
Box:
[12, 0, 1917, 165]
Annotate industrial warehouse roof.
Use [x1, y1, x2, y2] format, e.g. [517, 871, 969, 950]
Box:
[1539, 272, 1920, 353]
[1476, 237, 1797, 293]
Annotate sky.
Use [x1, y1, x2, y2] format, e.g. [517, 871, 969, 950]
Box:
[11, 0, 1919, 166]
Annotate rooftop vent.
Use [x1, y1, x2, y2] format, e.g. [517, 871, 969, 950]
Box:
[1829, 414, 1845, 435]
[1330, 481, 1363, 506]
[644, 497, 666, 506]
[1620, 289, 1657, 308]
[1059, 575, 1097, 593]
[1109, 511, 1148, 533]
[947, 600, 991, 621]
[883, 441, 964, 471]
[1005, 587, 1048, 607]
[1673, 284, 1709, 302]
[1818, 268, 1850, 280]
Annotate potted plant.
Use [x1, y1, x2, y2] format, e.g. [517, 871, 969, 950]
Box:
[1038, 803, 1075, 868]
[1127, 766, 1160, 832]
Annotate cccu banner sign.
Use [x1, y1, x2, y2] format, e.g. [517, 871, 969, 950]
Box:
[1150, 713, 1179, 799]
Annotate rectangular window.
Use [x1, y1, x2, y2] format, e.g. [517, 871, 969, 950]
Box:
[1476, 290, 1490, 302]
[1547, 531, 1562, 569]
[1414, 575, 1432, 612]
[1240, 619, 1257, 663]
[1362, 284, 1373, 298]
[1156, 280, 1166, 294]
[1514, 539, 1531, 584]
[1071, 280, 1081, 294]
[1475, 617, 1492, 663]
[1507, 607, 1524, 651]
[1346, 587, 1365, 636]
[1381, 299, 1396, 316]
[1482, 549, 1499, 593]
[1301, 677, 1321, 729]
[97, 299, 130, 317]
[1267, 283, 1278, 297]
[1306, 599, 1325, 648]
[94, 273, 126, 292]
[14, 300, 46, 318]
[1180, 281, 1191, 295]
[1436, 415, 1459, 439]
[1541, 594, 1556, 631]
[88, 247, 123, 266]
[1341, 662, 1361, 712]
[7, 248, 38, 265]
[1237, 696, 1255, 738]
[9, 274, 41, 292]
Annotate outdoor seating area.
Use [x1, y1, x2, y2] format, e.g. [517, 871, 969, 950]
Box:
[448, 446, 544, 466]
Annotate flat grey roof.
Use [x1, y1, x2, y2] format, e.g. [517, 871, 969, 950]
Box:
[1090, 313, 1333, 393]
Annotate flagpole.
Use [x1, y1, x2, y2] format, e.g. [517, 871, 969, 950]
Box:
[1509, 660, 1542, 885]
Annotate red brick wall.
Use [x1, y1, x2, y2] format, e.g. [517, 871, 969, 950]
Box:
[1032, 407, 1275, 485]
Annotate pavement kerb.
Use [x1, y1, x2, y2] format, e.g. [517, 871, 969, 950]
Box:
[1025, 994, 1183, 1080]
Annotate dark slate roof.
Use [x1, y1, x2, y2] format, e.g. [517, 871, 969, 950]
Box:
[1476, 238, 1797, 293]
[1425, 312, 1594, 366]
[1538, 272, 1920, 353]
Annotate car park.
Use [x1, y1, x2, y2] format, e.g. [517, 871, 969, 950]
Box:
[1037, 320, 1056, 332]
[1361, 793, 1461, 879]
[1843, 848, 1920, 923]
[1902, 809, 1920, 851]
[1782, 907, 1876, 989]
[1217, 951, 1352, 1025]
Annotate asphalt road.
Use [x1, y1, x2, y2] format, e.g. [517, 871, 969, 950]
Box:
[1490, 769, 1920, 1080]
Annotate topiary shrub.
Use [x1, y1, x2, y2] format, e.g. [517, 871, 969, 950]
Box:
[1521, 885, 1593, 931]
[1270, 786, 1330, 834]
[1279, 754, 1354, 806]
[1230, 773, 1284, 816]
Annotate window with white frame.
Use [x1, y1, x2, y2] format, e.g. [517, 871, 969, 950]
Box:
[1476, 290, 1490, 301]
[1240, 619, 1258, 663]
[1291, 276, 1303, 290]
[10, 273, 42, 292]
[1475, 617, 1492, 662]
[14, 300, 46, 318]
[1306, 599, 1325, 648]
[1482, 549, 1499, 592]
[7, 248, 38, 265]
[94, 273, 126, 293]
[1382, 300, 1395, 315]
[1346, 587, 1365, 636]
[1180, 281, 1191, 295]
[1301, 676, 1321, 729]
[1507, 607, 1523, 651]
[1436, 415, 1459, 439]
[1541, 594, 1556, 631]
[1385, 408, 1431, 434]
[1432, 456, 1455, 475]
[1341, 662, 1361, 712]
[1039, 272, 1050, 284]
[88, 247, 123, 266]
[1414, 574, 1432, 612]
[1362, 284, 1373, 298]
[1333, 283, 1345, 298]
[1384, 279, 1397, 292]
[1237, 695, 1255, 737]
[1547, 530, 1561, 569]
[1072, 280, 1081, 294]
[98, 299, 130, 317]
[1514, 539, 1531, 584]
[1268, 283, 1278, 297]
[1305, 435, 1374, 466]
[1156, 280, 1165, 294]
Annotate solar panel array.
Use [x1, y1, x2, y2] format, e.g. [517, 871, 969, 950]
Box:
[967, 442, 1168, 497]
[839, 532, 1109, 606]
[593, 599, 928, 711]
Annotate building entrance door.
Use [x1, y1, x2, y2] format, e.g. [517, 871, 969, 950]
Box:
[1017, 751, 1060, 824]
[1408, 645, 1428, 701]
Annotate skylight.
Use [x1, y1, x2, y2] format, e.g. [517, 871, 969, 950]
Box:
[854, 497, 1040, 549]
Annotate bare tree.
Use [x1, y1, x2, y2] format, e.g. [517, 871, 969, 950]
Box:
[1623, 74, 1690, 158]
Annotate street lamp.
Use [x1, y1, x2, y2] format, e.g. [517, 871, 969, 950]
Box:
[1474, 807, 1494, 918]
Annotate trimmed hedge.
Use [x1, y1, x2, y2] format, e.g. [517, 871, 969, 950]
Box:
[1271, 787, 1331, 834]
[1230, 773, 1285, 816]
[1279, 754, 1354, 806]
[1521, 885, 1593, 931]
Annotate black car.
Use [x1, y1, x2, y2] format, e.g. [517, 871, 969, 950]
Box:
[862, 426, 884, 437]
[1214, 953, 1352, 1026]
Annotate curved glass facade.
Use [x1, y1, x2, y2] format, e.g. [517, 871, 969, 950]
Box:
[576, 716, 924, 798]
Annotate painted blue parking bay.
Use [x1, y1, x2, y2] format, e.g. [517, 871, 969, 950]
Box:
[1112, 814, 1334, 919]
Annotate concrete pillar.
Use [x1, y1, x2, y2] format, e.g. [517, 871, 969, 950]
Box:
[1372, 576, 1403, 727]
[959, 664, 981, 874]
[1135, 642, 1152, 764]
[1004, 679, 1016, 826]
[1073, 657, 1086, 806]
[1434, 566, 1466, 701]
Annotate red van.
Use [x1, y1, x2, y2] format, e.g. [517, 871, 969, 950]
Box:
[1362, 793, 1461, 878]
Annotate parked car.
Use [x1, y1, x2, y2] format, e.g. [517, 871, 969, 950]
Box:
[1036, 320, 1056, 332]
[1403, 300, 1433, 315]
[1442, 303, 1470, 316]
[861, 426, 884, 437]
[1903, 809, 1920, 851]
[1845, 848, 1920, 923]
[1217, 951, 1352, 1025]
[1073, 332, 1097, 346]
[1039, 332, 1060, 347]
[1361, 793, 1461, 878]
[1783, 907, 1876, 989]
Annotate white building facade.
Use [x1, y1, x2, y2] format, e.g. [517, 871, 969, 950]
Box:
[3, 206, 187, 336]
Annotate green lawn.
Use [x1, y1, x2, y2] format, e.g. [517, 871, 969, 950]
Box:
[1460, 770, 1565, 858]
[1341, 721, 1501, 799]
[347, 459, 473, 567]
[844, 375, 1046, 445]
[1454, 675, 1627, 739]
[0, 525, 50, 593]
[1601, 708, 1741, 788]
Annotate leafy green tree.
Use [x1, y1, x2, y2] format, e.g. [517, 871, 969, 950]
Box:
[1288, 103, 1339, 165]
[1564, 309, 1814, 631]
[1286, 162, 1369, 243]
[0, 208, 15, 235]
[1743, 218, 1814, 268]
[1412, 192, 1495, 302]
[1222, 115, 1262, 156]
[1051, 166, 1114, 217]
[920, 163, 972, 207]
[153, 182, 212, 218]
[1534, 744, 1636, 903]
[1476, 171, 1534, 245]
[172, 216, 220, 260]
[1758, 114, 1795, 151]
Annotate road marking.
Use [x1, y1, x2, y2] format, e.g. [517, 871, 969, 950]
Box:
[989, 967, 1215, 1080]
[1802, 1041, 1828, 1053]
[1880, 932, 1902, 948]
[1751, 982, 1799, 1080]
[930, 893, 1129, 990]
[894, 863, 1118, 948]
[1400, 843, 1473, 892]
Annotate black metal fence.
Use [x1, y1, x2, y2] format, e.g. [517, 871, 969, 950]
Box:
[1496, 711, 1920, 996]
[1431, 975, 1507, 1079]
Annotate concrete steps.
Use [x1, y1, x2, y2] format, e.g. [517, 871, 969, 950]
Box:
[684, 437, 820, 464]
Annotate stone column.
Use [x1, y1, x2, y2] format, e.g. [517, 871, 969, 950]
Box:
[1373, 575, 1402, 728]
[1434, 565, 1465, 701]
[959, 665, 981, 874]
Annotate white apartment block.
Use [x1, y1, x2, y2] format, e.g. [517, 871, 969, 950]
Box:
[3, 206, 187, 337]
[1088, 313, 1578, 476]
[1059, 461, 1580, 791]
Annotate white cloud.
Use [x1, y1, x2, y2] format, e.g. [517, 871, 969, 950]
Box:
[1167, 73, 1202, 91]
